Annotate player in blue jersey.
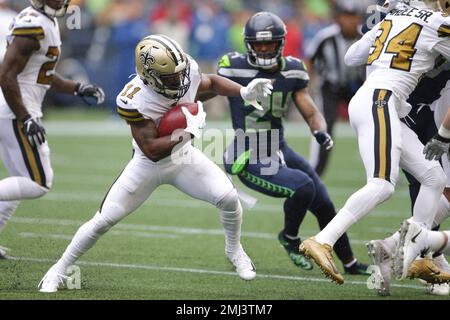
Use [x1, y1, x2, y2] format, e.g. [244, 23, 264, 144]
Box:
[216, 12, 369, 275]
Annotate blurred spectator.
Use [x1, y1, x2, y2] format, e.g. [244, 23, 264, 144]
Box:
[283, 14, 303, 58]
[0, 0, 16, 62]
[149, 0, 192, 51]
[305, 0, 366, 176]
[9, 0, 356, 120]
[227, 7, 252, 53]
[190, 0, 231, 64]
[302, 0, 332, 48]
[96, 0, 148, 106]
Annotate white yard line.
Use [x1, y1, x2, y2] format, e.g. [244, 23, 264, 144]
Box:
[14, 256, 424, 291]
[11, 216, 376, 245]
[19, 230, 180, 240]
[38, 191, 410, 217]
[44, 121, 357, 138]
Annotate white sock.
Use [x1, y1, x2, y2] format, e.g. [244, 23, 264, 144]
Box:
[383, 231, 400, 253]
[432, 195, 450, 228]
[216, 190, 243, 254]
[54, 212, 113, 274]
[344, 258, 357, 268]
[0, 201, 20, 233]
[316, 209, 358, 245]
[0, 177, 47, 201]
[316, 179, 394, 245]
[412, 167, 446, 228]
[428, 231, 450, 255]
[221, 203, 242, 254]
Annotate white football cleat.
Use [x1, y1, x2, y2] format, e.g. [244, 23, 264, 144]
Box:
[38, 265, 68, 293]
[0, 245, 10, 259]
[419, 255, 450, 295]
[393, 220, 428, 280]
[226, 245, 256, 281]
[427, 283, 450, 296]
[367, 239, 393, 296]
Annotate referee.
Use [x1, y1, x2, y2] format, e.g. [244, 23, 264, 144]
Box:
[305, 1, 366, 176]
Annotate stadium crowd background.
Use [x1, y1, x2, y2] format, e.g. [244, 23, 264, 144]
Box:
[1, 0, 377, 118]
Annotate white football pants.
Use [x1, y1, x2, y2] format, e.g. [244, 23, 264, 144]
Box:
[316, 86, 445, 246]
[431, 83, 450, 187]
[0, 119, 53, 231]
[51, 144, 244, 274]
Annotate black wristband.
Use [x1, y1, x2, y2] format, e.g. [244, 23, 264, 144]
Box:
[21, 114, 32, 123]
[436, 133, 450, 143]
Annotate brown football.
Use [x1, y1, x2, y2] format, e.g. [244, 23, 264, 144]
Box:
[157, 102, 198, 137]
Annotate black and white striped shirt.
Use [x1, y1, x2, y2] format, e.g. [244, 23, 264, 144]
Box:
[305, 24, 364, 89]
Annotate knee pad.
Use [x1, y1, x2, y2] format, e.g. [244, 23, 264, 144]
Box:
[19, 178, 50, 198]
[367, 178, 395, 203]
[216, 189, 240, 212]
[90, 211, 115, 235]
[419, 166, 447, 191]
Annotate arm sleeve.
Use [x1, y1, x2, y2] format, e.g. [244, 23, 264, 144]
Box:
[433, 40, 450, 61]
[344, 22, 381, 67]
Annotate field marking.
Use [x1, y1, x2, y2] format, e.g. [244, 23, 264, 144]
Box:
[11, 216, 382, 245]
[45, 121, 357, 138]
[19, 230, 180, 240]
[37, 191, 410, 217]
[14, 256, 425, 291]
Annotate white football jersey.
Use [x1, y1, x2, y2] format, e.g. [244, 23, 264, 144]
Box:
[0, 6, 61, 119]
[0, 8, 17, 62]
[116, 56, 202, 152]
[364, 4, 450, 102]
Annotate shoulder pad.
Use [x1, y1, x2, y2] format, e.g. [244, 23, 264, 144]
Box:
[11, 9, 45, 40]
[218, 52, 246, 68]
[284, 56, 308, 71]
[116, 82, 145, 122]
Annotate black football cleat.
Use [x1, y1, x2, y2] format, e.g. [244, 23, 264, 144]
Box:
[278, 231, 313, 270]
[344, 260, 371, 275]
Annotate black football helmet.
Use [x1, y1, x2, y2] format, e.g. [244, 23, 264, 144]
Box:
[244, 12, 287, 69]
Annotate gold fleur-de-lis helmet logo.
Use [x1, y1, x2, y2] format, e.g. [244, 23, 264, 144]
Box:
[140, 51, 155, 70]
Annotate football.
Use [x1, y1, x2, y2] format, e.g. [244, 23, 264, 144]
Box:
[157, 102, 198, 137]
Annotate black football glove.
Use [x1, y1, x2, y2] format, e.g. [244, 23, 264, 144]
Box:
[313, 130, 334, 151]
[75, 83, 105, 105]
[22, 115, 46, 147]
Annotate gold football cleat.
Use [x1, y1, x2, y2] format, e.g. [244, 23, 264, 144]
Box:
[407, 258, 450, 284]
[299, 237, 344, 285]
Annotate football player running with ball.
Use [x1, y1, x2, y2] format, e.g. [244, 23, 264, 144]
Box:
[0, 0, 104, 259]
[300, 0, 450, 285]
[217, 12, 369, 275]
[38, 34, 273, 292]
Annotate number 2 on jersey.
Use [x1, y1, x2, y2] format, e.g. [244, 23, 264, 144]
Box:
[367, 20, 423, 71]
[37, 46, 60, 85]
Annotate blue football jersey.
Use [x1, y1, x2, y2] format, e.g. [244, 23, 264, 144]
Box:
[218, 52, 309, 159]
[408, 59, 450, 107]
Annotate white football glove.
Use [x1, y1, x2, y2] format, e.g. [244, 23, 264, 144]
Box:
[181, 101, 206, 139]
[240, 78, 273, 111]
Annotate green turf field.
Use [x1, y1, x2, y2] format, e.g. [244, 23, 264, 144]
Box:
[0, 111, 448, 300]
